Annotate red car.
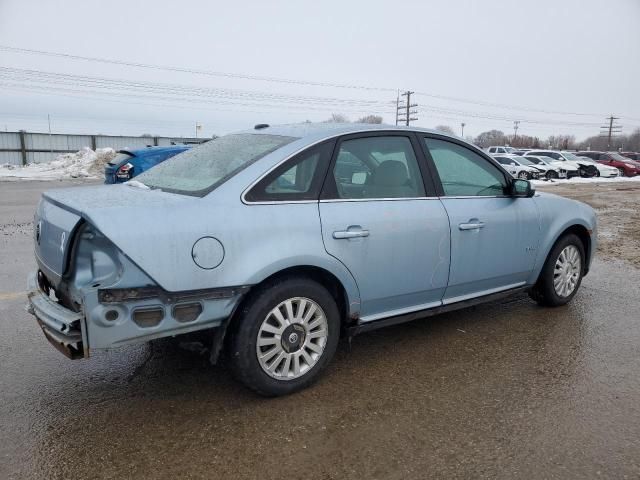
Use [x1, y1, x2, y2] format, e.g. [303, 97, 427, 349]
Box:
[576, 151, 640, 177]
[621, 152, 640, 161]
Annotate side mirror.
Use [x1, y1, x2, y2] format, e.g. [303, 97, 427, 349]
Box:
[511, 178, 535, 197]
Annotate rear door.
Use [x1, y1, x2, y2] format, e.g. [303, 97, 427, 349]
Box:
[319, 133, 450, 322]
[421, 136, 541, 303]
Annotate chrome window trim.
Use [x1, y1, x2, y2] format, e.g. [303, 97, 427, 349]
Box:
[241, 128, 401, 205]
[320, 197, 439, 203]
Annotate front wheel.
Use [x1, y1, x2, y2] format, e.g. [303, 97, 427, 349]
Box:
[228, 276, 340, 396]
[618, 167, 625, 177]
[546, 170, 558, 180]
[529, 233, 585, 307]
[517, 171, 529, 180]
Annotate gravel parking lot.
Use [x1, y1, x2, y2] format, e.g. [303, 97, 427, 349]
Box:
[1, 180, 640, 479]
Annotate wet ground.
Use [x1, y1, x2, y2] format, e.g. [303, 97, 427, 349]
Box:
[1, 180, 639, 479]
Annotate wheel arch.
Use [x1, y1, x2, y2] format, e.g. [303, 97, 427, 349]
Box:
[210, 263, 359, 364]
[532, 222, 593, 285]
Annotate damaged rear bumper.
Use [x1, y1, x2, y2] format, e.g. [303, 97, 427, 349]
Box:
[27, 271, 87, 359]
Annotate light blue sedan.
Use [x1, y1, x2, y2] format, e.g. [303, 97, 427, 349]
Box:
[27, 123, 597, 396]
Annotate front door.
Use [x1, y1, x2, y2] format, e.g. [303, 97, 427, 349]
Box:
[421, 137, 541, 303]
[319, 134, 451, 322]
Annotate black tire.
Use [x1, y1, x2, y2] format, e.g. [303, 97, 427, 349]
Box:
[546, 170, 558, 180]
[228, 276, 340, 396]
[517, 171, 529, 180]
[529, 233, 585, 307]
[618, 167, 625, 177]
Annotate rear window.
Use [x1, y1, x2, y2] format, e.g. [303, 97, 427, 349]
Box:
[135, 134, 296, 196]
[108, 152, 134, 166]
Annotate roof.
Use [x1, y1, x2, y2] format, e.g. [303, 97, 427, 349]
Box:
[237, 122, 459, 144]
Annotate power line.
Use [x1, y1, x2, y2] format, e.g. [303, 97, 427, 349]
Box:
[2, 44, 637, 121]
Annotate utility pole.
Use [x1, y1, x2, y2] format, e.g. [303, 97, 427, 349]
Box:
[47, 114, 53, 156]
[396, 91, 417, 126]
[513, 120, 520, 144]
[600, 115, 621, 150]
[195, 122, 202, 138]
[395, 89, 400, 126]
[461, 122, 466, 137]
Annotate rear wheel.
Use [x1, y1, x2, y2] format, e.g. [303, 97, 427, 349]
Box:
[517, 171, 529, 180]
[529, 233, 585, 307]
[228, 276, 340, 396]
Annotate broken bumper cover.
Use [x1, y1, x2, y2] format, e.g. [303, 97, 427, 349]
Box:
[27, 271, 86, 359]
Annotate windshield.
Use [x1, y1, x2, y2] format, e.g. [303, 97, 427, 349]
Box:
[524, 156, 543, 165]
[610, 153, 634, 162]
[135, 133, 296, 196]
[517, 157, 534, 166]
[561, 152, 581, 161]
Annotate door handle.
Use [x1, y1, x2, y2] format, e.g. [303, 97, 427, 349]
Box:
[333, 229, 370, 239]
[458, 221, 485, 231]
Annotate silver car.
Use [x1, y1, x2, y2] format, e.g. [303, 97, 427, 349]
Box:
[28, 124, 597, 395]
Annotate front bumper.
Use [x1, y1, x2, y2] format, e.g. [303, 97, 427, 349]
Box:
[27, 271, 87, 359]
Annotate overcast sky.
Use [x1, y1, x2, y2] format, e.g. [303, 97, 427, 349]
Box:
[0, 0, 639, 140]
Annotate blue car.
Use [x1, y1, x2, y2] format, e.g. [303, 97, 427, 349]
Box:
[104, 145, 191, 183]
[28, 124, 597, 396]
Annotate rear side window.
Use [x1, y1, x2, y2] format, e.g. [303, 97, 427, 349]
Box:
[245, 141, 334, 202]
[424, 138, 507, 197]
[326, 136, 426, 199]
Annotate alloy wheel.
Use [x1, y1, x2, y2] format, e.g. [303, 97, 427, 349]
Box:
[256, 297, 328, 380]
[553, 245, 581, 298]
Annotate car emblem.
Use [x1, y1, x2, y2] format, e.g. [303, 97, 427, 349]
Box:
[35, 221, 42, 245]
[60, 231, 66, 253]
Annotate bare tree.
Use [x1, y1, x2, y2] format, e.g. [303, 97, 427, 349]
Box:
[474, 130, 506, 148]
[357, 115, 383, 124]
[325, 113, 350, 123]
[434, 125, 456, 135]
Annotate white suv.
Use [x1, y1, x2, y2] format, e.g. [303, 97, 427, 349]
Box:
[486, 146, 517, 154]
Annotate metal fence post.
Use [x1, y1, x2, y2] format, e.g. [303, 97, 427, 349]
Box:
[90, 135, 97, 150]
[153, 136, 159, 146]
[19, 130, 27, 166]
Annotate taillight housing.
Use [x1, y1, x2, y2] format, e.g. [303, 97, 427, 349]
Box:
[116, 162, 134, 179]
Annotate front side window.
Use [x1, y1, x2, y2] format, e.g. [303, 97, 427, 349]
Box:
[135, 133, 296, 196]
[424, 138, 507, 197]
[328, 136, 425, 199]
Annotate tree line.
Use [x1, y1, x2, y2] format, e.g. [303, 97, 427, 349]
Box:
[324, 115, 640, 152]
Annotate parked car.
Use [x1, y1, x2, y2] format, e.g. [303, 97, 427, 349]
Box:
[523, 155, 578, 179]
[574, 156, 618, 178]
[512, 149, 533, 156]
[526, 150, 597, 177]
[620, 152, 640, 161]
[486, 146, 518, 154]
[576, 151, 639, 177]
[104, 145, 191, 184]
[512, 155, 563, 179]
[27, 124, 597, 396]
[493, 155, 543, 180]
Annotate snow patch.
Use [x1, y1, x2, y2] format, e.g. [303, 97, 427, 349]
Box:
[0, 147, 116, 181]
[532, 175, 640, 187]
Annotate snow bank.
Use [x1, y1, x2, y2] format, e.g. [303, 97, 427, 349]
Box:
[532, 175, 640, 187]
[0, 147, 116, 181]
